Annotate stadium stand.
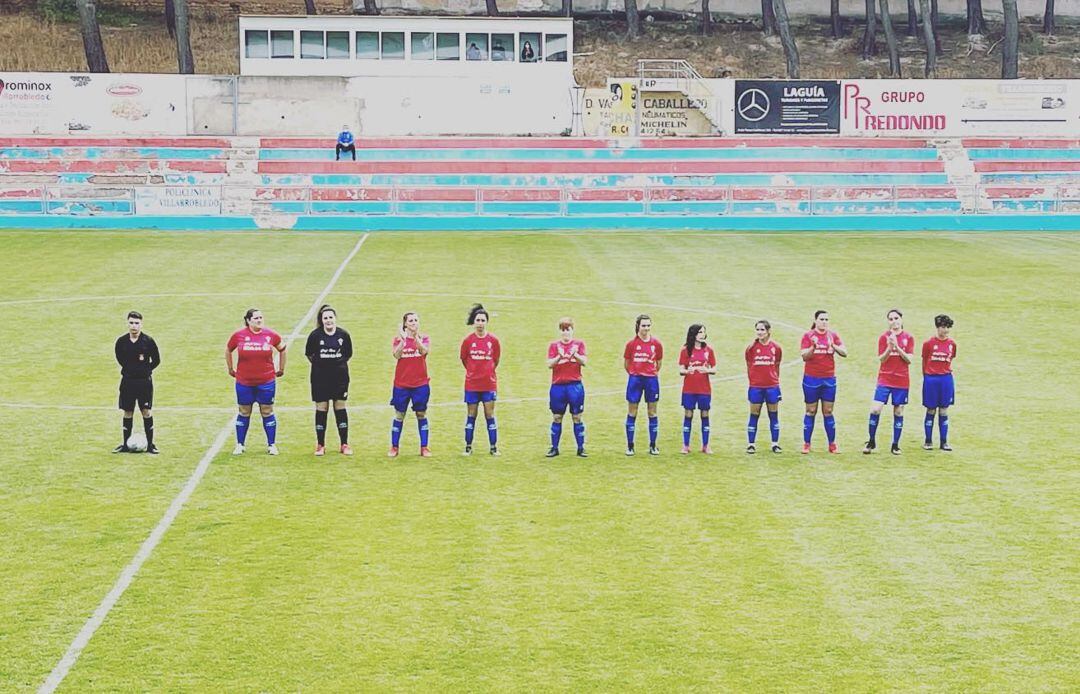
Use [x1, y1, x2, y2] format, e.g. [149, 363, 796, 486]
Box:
[964, 138, 1080, 213]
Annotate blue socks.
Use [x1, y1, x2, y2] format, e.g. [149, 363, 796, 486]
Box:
[573, 421, 585, 450]
[892, 416, 904, 446]
[803, 414, 814, 444]
[869, 412, 880, 442]
[391, 418, 403, 448]
[465, 415, 476, 445]
[626, 415, 636, 447]
[236, 414, 250, 444]
[702, 418, 710, 447]
[939, 414, 949, 445]
[648, 416, 659, 447]
[683, 416, 693, 447]
[551, 421, 563, 449]
[263, 414, 277, 445]
[924, 412, 935, 442]
[418, 417, 430, 447]
[486, 417, 497, 446]
[767, 410, 780, 443]
[747, 414, 759, 444]
[823, 415, 836, 444]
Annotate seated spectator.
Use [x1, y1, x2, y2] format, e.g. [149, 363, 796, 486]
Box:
[492, 40, 507, 61]
[466, 42, 482, 61]
[335, 125, 356, 161]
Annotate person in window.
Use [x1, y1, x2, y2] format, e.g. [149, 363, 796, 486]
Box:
[335, 125, 356, 162]
[492, 40, 507, 61]
[520, 40, 535, 62]
[467, 42, 482, 60]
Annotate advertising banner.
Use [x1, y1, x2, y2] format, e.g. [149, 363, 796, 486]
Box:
[734, 80, 840, 134]
[0, 73, 188, 135]
[134, 186, 221, 215]
[639, 92, 713, 136]
[840, 79, 1080, 136]
[583, 81, 638, 137]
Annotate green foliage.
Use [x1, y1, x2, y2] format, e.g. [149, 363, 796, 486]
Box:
[1, 229, 1077, 691]
[37, 0, 77, 23]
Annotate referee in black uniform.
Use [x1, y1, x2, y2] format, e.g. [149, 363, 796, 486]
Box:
[114, 311, 161, 453]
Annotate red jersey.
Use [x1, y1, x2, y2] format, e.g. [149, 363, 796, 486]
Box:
[460, 332, 500, 392]
[877, 330, 915, 388]
[800, 329, 844, 378]
[227, 327, 282, 386]
[392, 334, 430, 388]
[679, 345, 716, 394]
[623, 336, 663, 377]
[922, 336, 957, 375]
[548, 339, 586, 384]
[745, 339, 783, 388]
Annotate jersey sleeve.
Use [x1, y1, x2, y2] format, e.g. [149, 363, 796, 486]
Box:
[623, 341, 633, 360]
[951, 340, 957, 359]
[305, 331, 318, 360]
[707, 349, 717, 367]
[271, 330, 284, 349]
[776, 343, 783, 362]
[342, 331, 353, 362]
[459, 337, 469, 364]
[226, 331, 238, 351]
[656, 340, 664, 361]
[148, 337, 161, 371]
[878, 333, 888, 356]
[115, 336, 124, 366]
[800, 332, 812, 350]
[678, 348, 689, 368]
[548, 342, 558, 360]
[833, 332, 844, 348]
[492, 336, 501, 363]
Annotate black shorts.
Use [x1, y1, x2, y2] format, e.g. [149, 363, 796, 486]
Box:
[119, 377, 153, 411]
[311, 371, 349, 403]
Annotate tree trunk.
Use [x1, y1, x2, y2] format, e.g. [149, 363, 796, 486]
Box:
[906, 0, 919, 36]
[174, 0, 195, 74]
[1043, 0, 1055, 34]
[624, 0, 640, 38]
[966, 0, 985, 35]
[701, 0, 712, 35]
[1002, 0, 1019, 78]
[304, 0, 316, 13]
[75, 0, 109, 73]
[879, 0, 901, 76]
[830, 0, 843, 38]
[165, 0, 175, 38]
[919, 0, 937, 76]
[486, 0, 499, 16]
[761, 0, 777, 36]
[561, 0, 571, 17]
[772, 0, 800, 78]
[362, 0, 380, 14]
[861, 0, 877, 58]
[930, 0, 941, 50]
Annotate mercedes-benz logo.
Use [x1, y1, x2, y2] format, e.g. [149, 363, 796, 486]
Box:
[738, 88, 770, 122]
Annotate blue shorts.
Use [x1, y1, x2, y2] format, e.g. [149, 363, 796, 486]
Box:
[802, 375, 837, 404]
[626, 375, 660, 404]
[550, 381, 585, 415]
[464, 390, 497, 404]
[391, 384, 431, 413]
[922, 373, 955, 409]
[748, 386, 782, 405]
[236, 380, 275, 406]
[681, 393, 712, 411]
[873, 385, 909, 406]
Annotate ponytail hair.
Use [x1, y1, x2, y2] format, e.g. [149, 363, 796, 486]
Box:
[887, 308, 903, 328]
[811, 309, 828, 329]
[635, 314, 651, 334]
[243, 308, 260, 327]
[467, 304, 489, 326]
[402, 311, 418, 329]
[317, 304, 336, 328]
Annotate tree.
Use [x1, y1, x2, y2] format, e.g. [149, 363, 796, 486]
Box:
[861, 0, 877, 58]
[1043, 0, 1055, 34]
[304, 0, 316, 12]
[931, 0, 941, 50]
[486, 0, 499, 16]
[906, 0, 919, 36]
[624, 0, 640, 38]
[75, 0, 109, 73]
[879, 0, 901, 76]
[761, 0, 777, 36]
[701, 0, 712, 35]
[361, 0, 380, 14]
[165, 0, 175, 38]
[830, 0, 843, 38]
[1002, 0, 1019, 77]
[772, 0, 799, 77]
[562, 0, 572, 18]
[174, 0, 195, 74]
[919, 0, 937, 76]
[966, 0, 986, 35]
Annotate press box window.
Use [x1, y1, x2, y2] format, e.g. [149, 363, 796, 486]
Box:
[519, 32, 541, 63]
[465, 33, 488, 61]
[411, 32, 434, 60]
[545, 34, 567, 62]
[381, 32, 405, 60]
[270, 30, 294, 59]
[491, 33, 513, 61]
[301, 31, 324, 59]
[327, 31, 350, 59]
[244, 30, 269, 59]
[356, 31, 379, 60]
[436, 33, 460, 61]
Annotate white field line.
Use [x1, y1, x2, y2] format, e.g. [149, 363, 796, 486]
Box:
[38, 234, 370, 694]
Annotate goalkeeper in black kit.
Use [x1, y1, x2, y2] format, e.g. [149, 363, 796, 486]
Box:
[113, 311, 161, 454]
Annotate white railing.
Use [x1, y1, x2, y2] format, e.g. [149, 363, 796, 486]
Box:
[636, 59, 720, 133]
[3, 183, 1080, 217]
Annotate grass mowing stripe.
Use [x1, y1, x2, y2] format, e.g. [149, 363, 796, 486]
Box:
[37, 233, 370, 694]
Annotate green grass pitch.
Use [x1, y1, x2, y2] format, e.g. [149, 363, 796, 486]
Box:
[0, 229, 1077, 691]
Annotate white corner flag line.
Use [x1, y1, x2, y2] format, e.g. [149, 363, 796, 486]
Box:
[39, 234, 369, 694]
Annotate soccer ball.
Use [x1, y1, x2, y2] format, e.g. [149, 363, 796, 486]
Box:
[126, 432, 148, 453]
